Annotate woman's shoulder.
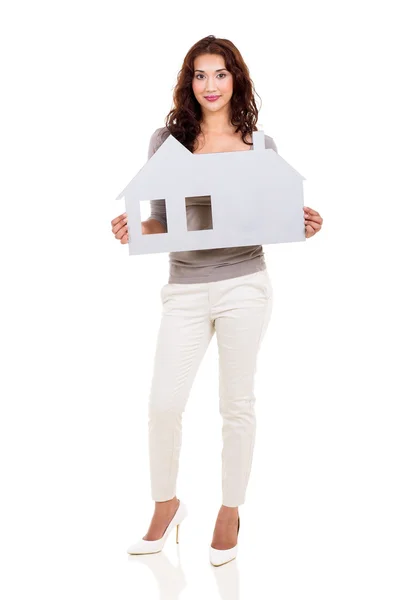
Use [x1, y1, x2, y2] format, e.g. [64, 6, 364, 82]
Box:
[148, 126, 171, 158]
[150, 126, 171, 145]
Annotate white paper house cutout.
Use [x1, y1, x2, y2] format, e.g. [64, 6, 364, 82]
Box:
[116, 130, 306, 255]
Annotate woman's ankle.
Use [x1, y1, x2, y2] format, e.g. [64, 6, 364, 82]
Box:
[219, 504, 239, 517]
[155, 496, 179, 510]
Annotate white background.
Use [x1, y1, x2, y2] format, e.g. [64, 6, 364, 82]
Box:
[1, 0, 399, 598]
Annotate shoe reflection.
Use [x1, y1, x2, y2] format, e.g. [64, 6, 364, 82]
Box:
[128, 546, 186, 599]
[128, 536, 240, 600]
[211, 559, 240, 600]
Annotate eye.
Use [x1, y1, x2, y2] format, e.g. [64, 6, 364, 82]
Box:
[195, 73, 227, 79]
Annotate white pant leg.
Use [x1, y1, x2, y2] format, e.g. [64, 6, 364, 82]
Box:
[148, 282, 214, 501]
[211, 270, 274, 507]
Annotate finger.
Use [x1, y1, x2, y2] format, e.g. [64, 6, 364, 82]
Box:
[112, 217, 128, 236]
[305, 224, 315, 238]
[115, 224, 128, 240]
[305, 219, 321, 232]
[305, 214, 323, 225]
[120, 231, 129, 244]
[111, 212, 127, 227]
[303, 206, 320, 216]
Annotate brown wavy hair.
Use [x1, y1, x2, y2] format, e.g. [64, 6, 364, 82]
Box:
[162, 35, 261, 153]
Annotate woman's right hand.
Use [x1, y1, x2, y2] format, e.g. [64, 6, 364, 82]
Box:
[111, 212, 129, 244]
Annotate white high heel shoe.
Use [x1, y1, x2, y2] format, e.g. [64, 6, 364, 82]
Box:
[127, 499, 188, 555]
[209, 515, 240, 567]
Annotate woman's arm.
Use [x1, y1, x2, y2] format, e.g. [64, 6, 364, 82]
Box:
[142, 218, 167, 234]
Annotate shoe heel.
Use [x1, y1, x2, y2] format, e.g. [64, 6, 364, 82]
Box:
[127, 500, 188, 555]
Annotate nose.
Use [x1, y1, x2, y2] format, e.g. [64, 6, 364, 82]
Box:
[205, 77, 218, 94]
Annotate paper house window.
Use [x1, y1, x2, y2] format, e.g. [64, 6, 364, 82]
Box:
[139, 199, 168, 234]
[185, 195, 214, 232]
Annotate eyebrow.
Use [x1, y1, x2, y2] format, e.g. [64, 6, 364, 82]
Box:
[194, 68, 227, 73]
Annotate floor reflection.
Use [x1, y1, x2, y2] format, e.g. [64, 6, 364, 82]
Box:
[128, 542, 241, 599]
[128, 546, 186, 599]
[210, 558, 240, 599]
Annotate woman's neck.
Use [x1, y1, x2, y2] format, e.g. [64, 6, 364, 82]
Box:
[200, 108, 233, 135]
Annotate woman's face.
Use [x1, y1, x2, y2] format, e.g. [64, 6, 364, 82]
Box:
[192, 53, 233, 115]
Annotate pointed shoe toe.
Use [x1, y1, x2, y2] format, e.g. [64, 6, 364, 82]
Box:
[127, 500, 188, 555]
[209, 514, 240, 567]
[127, 537, 163, 555]
[209, 543, 238, 567]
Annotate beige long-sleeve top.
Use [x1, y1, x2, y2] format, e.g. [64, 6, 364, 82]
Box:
[146, 126, 278, 284]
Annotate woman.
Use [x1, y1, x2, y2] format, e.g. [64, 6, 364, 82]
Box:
[111, 35, 323, 566]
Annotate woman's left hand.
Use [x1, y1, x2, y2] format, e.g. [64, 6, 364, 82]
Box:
[304, 206, 323, 238]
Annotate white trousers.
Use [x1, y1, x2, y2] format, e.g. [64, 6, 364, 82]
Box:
[148, 269, 274, 507]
